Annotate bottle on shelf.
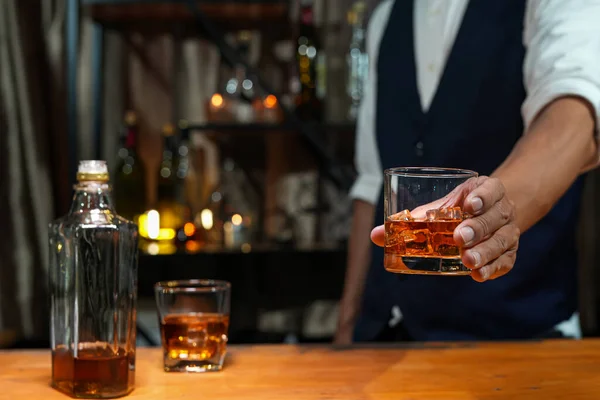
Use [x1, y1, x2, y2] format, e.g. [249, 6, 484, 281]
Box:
[49, 160, 137, 399]
[113, 110, 147, 223]
[295, 0, 325, 122]
[346, 1, 369, 121]
[231, 30, 256, 123]
[207, 30, 258, 124]
[145, 123, 188, 255]
[173, 122, 201, 253]
[261, 94, 283, 123]
[218, 157, 258, 251]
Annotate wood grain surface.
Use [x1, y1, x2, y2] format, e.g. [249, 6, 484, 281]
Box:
[1, 340, 600, 399]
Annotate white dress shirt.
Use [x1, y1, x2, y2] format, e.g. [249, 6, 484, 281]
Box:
[351, 0, 600, 339]
[350, 0, 600, 206]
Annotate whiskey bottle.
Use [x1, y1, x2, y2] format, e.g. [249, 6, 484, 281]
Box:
[173, 124, 196, 250]
[295, 0, 324, 122]
[156, 123, 185, 236]
[346, 1, 369, 121]
[113, 111, 147, 222]
[49, 160, 137, 398]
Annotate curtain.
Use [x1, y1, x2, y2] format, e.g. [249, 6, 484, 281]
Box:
[0, 0, 57, 344]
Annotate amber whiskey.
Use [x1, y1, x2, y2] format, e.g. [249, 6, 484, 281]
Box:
[160, 313, 229, 372]
[384, 207, 469, 274]
[52, 345, 134, 398]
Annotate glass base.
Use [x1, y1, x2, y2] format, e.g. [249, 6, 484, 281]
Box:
[163, 359, 224, 373]
[51, 382, 134, 399]
[384, 255, 470, 275]
[164, 352, 225, 372]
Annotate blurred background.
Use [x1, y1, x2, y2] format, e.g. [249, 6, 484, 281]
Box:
[1, 0, 600, 349]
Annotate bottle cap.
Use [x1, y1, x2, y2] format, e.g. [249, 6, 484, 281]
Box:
[77, 160, 109, 182]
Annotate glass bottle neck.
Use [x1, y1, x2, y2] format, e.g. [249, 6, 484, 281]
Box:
[69, 181, 116, 214]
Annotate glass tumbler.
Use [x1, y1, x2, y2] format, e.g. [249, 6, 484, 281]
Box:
[384, 167, 478, 275]
[154, 280, 231, 372]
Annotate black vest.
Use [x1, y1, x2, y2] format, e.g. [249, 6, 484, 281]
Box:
[354, 0, 584, 341]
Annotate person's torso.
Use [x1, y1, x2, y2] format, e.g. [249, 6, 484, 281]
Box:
[355, 0, 583, 341]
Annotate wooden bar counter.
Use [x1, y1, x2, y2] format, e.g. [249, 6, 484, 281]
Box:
[1, 340, 600, 399]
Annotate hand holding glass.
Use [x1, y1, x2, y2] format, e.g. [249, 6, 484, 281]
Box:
[384, 167, 478, 275]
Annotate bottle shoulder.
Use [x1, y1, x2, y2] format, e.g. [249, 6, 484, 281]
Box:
[114, 214, 139, 229]
[49, 212, 138, 231]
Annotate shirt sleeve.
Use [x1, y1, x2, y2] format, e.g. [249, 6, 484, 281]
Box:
[348, 1, 393, 205]
[522, 0, 600, 134]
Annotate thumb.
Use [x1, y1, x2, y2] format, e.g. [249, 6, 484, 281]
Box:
[371, 225, 385, 247]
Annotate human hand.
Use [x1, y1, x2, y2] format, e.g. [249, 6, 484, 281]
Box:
[371, 176, 520, 282]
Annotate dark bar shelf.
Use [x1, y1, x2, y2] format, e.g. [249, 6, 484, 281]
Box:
[84, 0, 289, 31]
[187, 122, 356, 135]
[138, 246, 347, 303]
[141, 242, 345, 256]
[186, 122, 356, 168]
[78, 0, 355, 190]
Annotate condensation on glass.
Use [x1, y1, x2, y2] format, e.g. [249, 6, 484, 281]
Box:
[49, 160, 138, 398]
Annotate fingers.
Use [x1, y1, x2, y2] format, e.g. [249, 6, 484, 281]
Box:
[411, 178, 474, 216]
[461, 177, 505, 216]
[410, 176, 498, 218]
[371, 225, 385, 247]
[470, 247, 518, 282]
[460, 223, 519, 283]
[454, 197, 516, 248]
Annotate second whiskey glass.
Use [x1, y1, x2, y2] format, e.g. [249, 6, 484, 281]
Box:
[154, 280, 231, 372]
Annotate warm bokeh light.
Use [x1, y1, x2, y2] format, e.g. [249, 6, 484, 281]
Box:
[157, 228, 176, 241]
[138, 210, 176, 241]
[210, 93, 224, 108]
[138, 213, 147, 237]
[200, 209, 213, 230]
[185, 241, 201, 253]
[184, 222, 195, 237]
[147, 210, 160, 239]
[263, 94, 278, 109]
[147, 242, 159, 255]
[231, 214, 243, 226]
[241, 243, 251, 253]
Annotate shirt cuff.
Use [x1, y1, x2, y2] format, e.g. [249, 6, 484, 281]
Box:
[522, 77, 600, 170]
[349, 174, 383, 205]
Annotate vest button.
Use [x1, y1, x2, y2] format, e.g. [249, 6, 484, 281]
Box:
[415, 141, 424, 156]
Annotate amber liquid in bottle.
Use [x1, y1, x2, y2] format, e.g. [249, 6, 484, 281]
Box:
[52, 346, 134, 398]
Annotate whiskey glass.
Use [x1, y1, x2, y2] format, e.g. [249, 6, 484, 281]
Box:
[384, 167, 478, 275]
[154, 280, 231, 372]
